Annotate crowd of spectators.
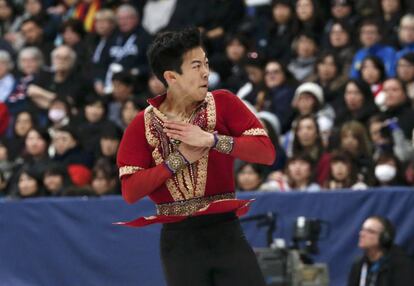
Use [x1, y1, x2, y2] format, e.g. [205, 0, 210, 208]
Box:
[0, 0, 414, 199]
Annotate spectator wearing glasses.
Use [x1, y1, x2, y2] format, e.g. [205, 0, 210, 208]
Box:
[262, 59, 297, 133]
[347, 216, 414, 286]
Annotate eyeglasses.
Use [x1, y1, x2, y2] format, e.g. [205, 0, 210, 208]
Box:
[360, 227, 381, 235]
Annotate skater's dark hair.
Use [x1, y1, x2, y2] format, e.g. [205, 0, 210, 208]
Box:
[147, 27, 202, 87]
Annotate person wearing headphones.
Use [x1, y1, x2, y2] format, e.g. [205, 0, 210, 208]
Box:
[347, 216, 414, 286]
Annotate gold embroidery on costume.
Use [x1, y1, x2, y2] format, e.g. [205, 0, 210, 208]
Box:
[156, 193, 235, 216]
[145, 107, 184, 201]
[206, 93, 216, 132]
[194, 93, 215, 198]
[144, 106, 158, 147]
[165, 151, 188, 173]
[242, 128, 268, 136]
[144, 93, 216, 202]
[119, 166, 144, 178]
[214, 135, 234, 154]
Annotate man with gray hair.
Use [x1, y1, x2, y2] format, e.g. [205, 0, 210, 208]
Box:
[394, 14, 414, 72]
[0, 50, 15, 103]
[104, 4, 151, 93]
[27, 45, 93, 116]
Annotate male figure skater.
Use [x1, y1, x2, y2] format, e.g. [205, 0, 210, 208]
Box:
[117, 27, 275, 286]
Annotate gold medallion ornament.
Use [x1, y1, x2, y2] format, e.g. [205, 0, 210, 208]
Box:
[165, 151, 188, 173]
[214, 135, 234, 154]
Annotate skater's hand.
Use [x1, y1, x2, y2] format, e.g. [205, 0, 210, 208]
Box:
[164, 121, 215, 148]
[178, 143, 209, 164]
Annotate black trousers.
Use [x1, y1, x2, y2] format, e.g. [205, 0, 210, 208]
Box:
[160, 212, 266, 286]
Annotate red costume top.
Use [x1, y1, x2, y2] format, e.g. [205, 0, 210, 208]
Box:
[116, 89, 275, 227]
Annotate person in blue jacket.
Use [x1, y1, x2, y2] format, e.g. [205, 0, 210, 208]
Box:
[349, 19, 396, 79]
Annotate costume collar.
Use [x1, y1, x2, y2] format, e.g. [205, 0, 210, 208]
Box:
[147, 93, 166, 108]
[147, 92, 211, 110]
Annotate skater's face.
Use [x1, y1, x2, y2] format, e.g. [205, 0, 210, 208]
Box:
[170, 47, 209, 102]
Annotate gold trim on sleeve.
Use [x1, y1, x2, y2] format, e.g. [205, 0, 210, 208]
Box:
[119, 166, 144, 178]
[242, 128, 268, 136]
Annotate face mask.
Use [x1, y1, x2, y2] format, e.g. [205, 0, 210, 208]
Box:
[375, 164, 397, 183]
[48, 109, 66, 122]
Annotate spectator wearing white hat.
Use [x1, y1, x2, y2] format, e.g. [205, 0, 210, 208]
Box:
[291, 81, 335, 121]
[281, 82, 334, 163]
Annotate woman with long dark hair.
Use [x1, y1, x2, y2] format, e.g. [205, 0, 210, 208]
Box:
[334, 79, 379, 127]
[291, 114, 331, 184]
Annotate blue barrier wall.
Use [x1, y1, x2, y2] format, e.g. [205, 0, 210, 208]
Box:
[1, 188, 414, 286]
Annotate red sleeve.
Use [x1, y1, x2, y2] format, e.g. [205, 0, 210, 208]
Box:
[117, 111, 172, 204]
[316, 152, 331, 186]
[214, 90, 276, 165]
[0, 103, 9, 136]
